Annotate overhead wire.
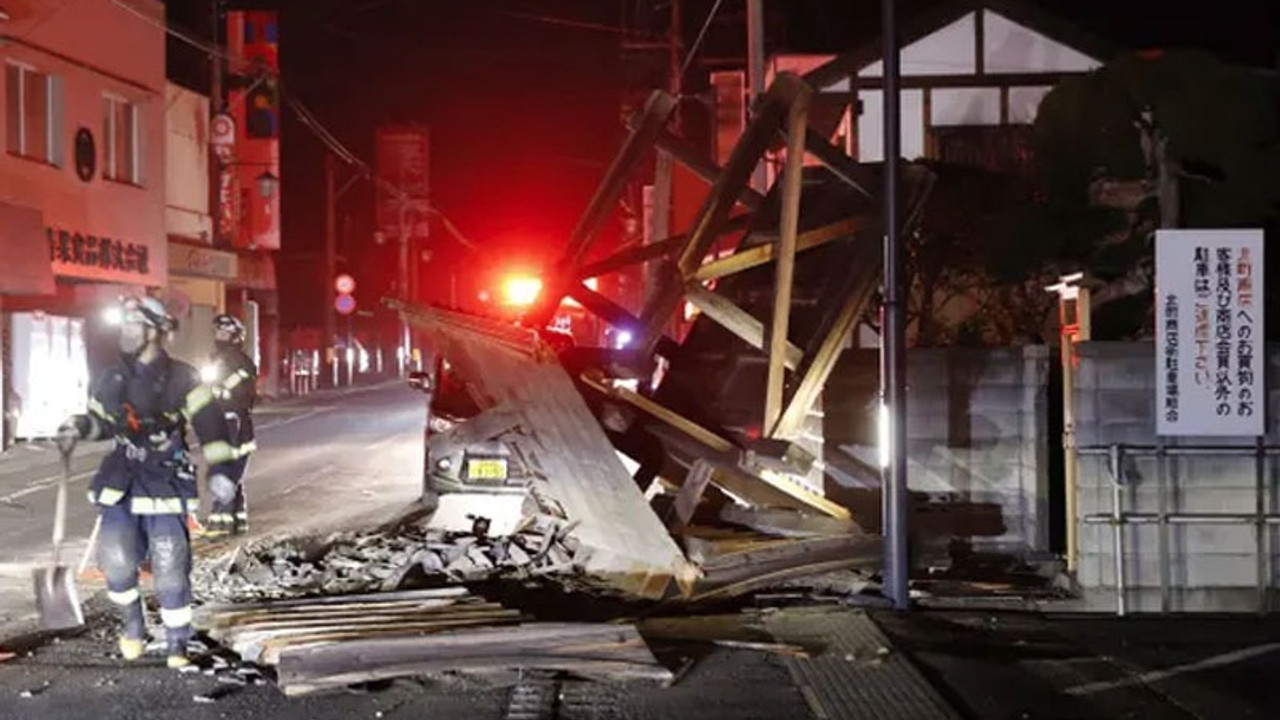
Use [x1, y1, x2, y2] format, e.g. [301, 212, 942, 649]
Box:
[679, 0, 725, 78]
[107, 0, 476, 250]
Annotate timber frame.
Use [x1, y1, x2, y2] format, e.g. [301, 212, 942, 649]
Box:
[523, 71, 936, 516]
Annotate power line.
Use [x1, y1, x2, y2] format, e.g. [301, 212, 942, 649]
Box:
[108, 0, 356, 172]
[110, 0, 474, 250]
[680, 0, 725, 78]
[489, 8, 628, 35]
[106, 0, 230, 66]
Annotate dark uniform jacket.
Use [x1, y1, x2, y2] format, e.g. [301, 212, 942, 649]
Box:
[208, 343, 258, 450]
[83, 353, 238, 515]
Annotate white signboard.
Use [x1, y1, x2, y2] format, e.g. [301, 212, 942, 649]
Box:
[1156, 229, 1265, 436]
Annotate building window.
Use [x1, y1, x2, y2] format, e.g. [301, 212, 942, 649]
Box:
[6, 63, 64, 166]
[103, 95, 141, 185]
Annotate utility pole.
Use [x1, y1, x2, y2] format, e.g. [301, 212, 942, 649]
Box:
[208, 0, 225, 248]
[324, 152, 338, 386]
[746, 0, 766, 192]
[397, 192, 411, 374]
[881, 0, 910, 612]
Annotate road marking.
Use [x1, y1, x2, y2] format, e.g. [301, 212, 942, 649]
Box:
[0, 384, 410, 504]
[255, 406, 336, 431]
[0, 469, 97, 505]
[1063, 642, 1280, 695]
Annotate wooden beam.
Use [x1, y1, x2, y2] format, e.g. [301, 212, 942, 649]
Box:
[528, 90, 677, 327]
[845, 71, 1082, 90]
[564, 283, 685, 359]
[579, 372, 734, 453]
[803, 130, 876, 197]
[765, 87, 809, 433]
[772, 257, 879, 440]
[636, 122, 767, 212]
[975, 5, 986, 76]
[684, 286, 803, 370]
[688, 534, 879, 601]
[708, 461, 851, 520]
[643, 424, 851, 521]
[562, 90, 676, 268]
[634, 74, 806, 357]
[693, 217, 865, 281]
[577, 213, 753, 281]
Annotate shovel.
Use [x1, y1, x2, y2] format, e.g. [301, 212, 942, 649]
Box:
[32, 445, 84, 630]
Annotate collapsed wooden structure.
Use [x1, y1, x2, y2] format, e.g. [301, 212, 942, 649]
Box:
[193, 71, 940, 697]
[397, 71, 935, 597]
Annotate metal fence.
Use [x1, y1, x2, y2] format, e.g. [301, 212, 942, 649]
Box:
[1078, 442, 1280, 616]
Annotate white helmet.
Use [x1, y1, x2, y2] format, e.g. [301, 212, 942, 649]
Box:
[120, 295, 177, 333]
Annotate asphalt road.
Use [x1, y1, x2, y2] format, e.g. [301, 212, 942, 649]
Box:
[874, 610, 1280, 720]
[0, 381, 427, 631]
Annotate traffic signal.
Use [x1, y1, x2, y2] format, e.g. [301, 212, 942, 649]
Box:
[246, 80, 279, 139]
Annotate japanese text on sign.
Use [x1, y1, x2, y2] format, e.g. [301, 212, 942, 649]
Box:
[47, 228, 150, 276]
[1156, 229, 1264, 436]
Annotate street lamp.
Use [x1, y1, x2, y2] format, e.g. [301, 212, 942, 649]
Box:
[255, 170, 279, 200]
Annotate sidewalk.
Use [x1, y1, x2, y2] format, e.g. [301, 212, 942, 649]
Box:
[0, 601, 966, 720]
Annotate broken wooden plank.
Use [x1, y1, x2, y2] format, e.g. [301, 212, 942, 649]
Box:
[275, 623, 672, 697]
[679, 530, 804, 564]
[198, 597, 479, 630]
[215, 604, 514, 637]
[250, 611, 526, 665]
[718, 505, 859, 539]
[666, 459, 715, 532]
[640, 425, 846, 521]
[691, 217, 865, 282]
[765, 82, 811, 434]
[688, 534, 883, 602]
[682, 286, 804, 370]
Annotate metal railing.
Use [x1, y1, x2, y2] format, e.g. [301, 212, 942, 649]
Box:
[1079, 442, 1280, 616]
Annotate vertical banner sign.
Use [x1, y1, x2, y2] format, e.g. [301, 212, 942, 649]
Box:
[375, 125, 431, 242]
[1156, 229, 1265, 436]
[226, 10, 281, 251]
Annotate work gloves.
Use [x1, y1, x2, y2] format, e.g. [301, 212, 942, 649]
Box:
[209, 473, 238, 505]
[55, 415, 90, 455]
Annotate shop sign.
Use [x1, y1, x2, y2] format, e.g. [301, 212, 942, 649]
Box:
[169, 242, 237, 280]
[47, 227, 150, 276]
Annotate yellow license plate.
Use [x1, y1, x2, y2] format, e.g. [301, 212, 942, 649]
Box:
[466, 458, 508, 480]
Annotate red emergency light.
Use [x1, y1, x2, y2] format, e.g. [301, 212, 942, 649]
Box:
[502, 275, 542, 306]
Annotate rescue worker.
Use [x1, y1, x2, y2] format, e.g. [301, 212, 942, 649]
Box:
[56, 296, 241, 668]
[202, 313, 258, 536]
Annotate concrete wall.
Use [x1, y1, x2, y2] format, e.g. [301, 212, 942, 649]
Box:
[164, 83, 210, 241]
[1073, 341, 1280, 612]
[825, 346, 1051, 555]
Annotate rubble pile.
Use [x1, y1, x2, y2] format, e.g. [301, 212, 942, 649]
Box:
[195, 587, 670, 697]
[192, 516, 583, 605]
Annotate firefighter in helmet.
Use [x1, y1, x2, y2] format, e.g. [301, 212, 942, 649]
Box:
[57, 296, 242, 668]
[201, 313, 258, 536]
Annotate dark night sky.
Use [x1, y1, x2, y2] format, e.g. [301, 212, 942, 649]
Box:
[166, 0, 1279, 326]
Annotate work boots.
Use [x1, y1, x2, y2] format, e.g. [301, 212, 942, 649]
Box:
[117, 601, 146, 661]
[166, 624, 195, 669]
[203, 513, 233, 538]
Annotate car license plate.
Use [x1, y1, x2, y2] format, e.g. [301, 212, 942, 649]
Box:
[466, 458, 508, 481]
